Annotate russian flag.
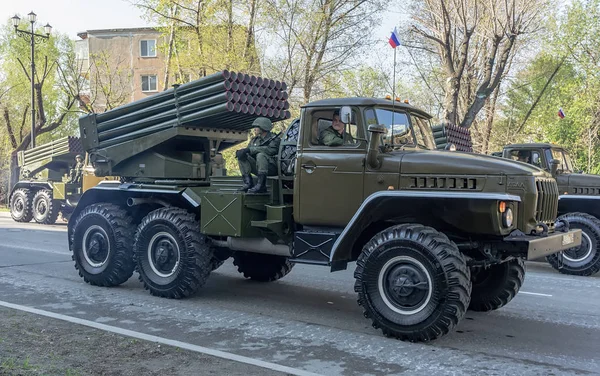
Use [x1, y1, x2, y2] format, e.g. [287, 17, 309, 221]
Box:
[389, 27, 401, 48]
[558, 108, 565, 118]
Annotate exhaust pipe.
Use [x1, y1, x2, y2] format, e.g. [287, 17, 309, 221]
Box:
[367, 124, 387, 169]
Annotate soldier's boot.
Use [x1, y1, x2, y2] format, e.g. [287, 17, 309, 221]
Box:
[238, 174, 254, 192]
[248, 173, 267, 194]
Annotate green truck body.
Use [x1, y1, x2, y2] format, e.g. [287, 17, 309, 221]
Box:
[494, 143, 600, 276]
[67, 70, 581, 342]
[9, 136, 84, 224]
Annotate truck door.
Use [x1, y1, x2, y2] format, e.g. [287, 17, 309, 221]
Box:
[294, 106, 366, 227]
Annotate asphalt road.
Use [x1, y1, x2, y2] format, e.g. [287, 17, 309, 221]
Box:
[0, 212, 599, 376]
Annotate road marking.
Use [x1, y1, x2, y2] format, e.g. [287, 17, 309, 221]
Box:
[0, 300, 323, 376]
[0, 244, 70, 256]
[520, 291, 553, 297]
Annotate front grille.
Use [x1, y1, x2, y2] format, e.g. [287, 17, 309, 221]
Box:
[535, 178, 559, 223]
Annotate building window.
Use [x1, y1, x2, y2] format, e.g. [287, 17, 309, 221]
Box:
[141, 75, 157, 92]
[140, 40, 156, 57]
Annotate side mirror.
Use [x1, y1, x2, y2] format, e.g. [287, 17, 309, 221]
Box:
[549, 159, 560, 177]
[367, 124, 387, 169]
[339, 106, 352, 124]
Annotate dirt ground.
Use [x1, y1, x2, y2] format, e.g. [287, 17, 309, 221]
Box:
[0, 307, 288, 376]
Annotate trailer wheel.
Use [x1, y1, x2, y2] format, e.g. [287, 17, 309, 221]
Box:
[232, 252, 293, 282]
[468, 258, 525, 312]
[134, 207, 213, 298]
[70, 203, 135, 286]
[354, 223, 471, 342]
[546, 212, 600, 276]
[10, 188, 33, 222]
[32, 189, 59, 224]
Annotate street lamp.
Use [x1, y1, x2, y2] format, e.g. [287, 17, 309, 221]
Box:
[12, 11, 52, 149]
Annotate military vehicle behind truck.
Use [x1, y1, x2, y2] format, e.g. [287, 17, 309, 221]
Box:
[68, 70, 580, 342]
[9, 136, 86, 224]
[493, 143, 600, 276]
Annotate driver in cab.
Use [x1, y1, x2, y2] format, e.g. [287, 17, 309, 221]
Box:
[320, 109, 354, 146]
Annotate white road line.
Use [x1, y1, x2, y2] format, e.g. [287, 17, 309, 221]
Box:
[0, 244, 70, 256]
[520, 291, 553, 297]
[0, 300, 323, 376]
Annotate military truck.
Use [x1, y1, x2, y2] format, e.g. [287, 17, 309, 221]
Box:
[9, 136, 87, 224]
[493, 143, 600, 276]
[68, 70, 581, 342]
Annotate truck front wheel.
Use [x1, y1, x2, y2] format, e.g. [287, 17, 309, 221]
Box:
[32, 189, 59, 224]
[354, 224, 471, 342]
[134, 207, 213, 298]
[10, 188, 32, 222]
[70, 203, 136, 286]
[546, 212, 600, 276]
[232, 252, 293, 282]
[468, 258, 525, 312]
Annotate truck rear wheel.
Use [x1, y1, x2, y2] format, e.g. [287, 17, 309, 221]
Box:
[70, 203, 136, 286]
[10, 188, 32, 222]
[32, 189, 59, 224]
[232, 252, 293, 282]
[546, 212, 600, 276]
[133, 207, 213, 298]
[354, 224, 471, 342]
[468, 258, 525, 312]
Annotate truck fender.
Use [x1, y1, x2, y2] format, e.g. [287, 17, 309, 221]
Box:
[10, 181, 53, 196]
[559, 195, 600, 219]
[66, 182, 200, 240]
[329, 190, 521, 269]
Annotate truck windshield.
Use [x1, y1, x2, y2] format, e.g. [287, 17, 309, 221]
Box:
[371, 108, 435, 150]
[547, 148, 574, 172]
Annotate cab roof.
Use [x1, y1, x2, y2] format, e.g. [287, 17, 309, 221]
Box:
[505, 143, 563, 149]
[303, 97, 432, 119]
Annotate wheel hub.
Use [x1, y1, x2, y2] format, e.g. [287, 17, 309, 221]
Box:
[36, 200, 47, 215]
[148, 232, 180, 278]
[14, 198, 24, 213]
[378, 255, 433, 315]
[82, 225, 110, 267]
[564, 232, 594, 262]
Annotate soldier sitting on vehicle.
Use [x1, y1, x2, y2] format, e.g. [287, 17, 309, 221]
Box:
[67, 154, 84, 184]
[236, 117, 281, 194]
[319, 109, 354, 146]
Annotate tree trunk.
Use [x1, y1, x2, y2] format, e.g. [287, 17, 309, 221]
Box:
[163, 6, 179, 90]
[9, 152, 19, 195]
[482, 88, 499, 154]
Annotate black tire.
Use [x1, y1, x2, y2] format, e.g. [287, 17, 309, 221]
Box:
[10, 188, 32, 222]
[70, 203, 136, 286]
[133, 207, 213, 298]
[32, 189, 59, 224]
[354, 223, 471, 342]
[546, 212, 600, 276]
[232, 252, 293, 282]
[468, 258, 525, 312]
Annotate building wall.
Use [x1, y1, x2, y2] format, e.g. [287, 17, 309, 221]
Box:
[77, 28, 168, 112]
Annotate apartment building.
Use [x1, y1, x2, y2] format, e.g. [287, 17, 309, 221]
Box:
[75, 27, 170, 112]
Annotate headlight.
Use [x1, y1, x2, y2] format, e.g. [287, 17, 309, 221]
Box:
[502, 208, 514, 227]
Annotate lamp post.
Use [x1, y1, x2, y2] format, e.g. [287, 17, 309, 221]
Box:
[11, 11, 52, 149]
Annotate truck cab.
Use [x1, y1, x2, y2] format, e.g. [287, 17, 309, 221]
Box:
[67, 74, 581, 343]
[495, 143, 600, 276]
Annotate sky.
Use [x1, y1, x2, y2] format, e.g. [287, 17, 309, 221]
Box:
[0, 0, 405, 52]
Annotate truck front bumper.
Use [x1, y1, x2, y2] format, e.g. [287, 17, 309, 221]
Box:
[503, 228, 582, 260]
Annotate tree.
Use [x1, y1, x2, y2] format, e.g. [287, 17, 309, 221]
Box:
[407, 0, 549, 129]
[261, 0, 385, 104]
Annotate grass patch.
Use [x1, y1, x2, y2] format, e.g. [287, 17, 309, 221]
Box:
[0, 206, 9, 212]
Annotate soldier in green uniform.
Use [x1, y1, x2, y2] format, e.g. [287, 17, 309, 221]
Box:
[320, 109, 354, 146]
[236, 117, 281, 193]
[68, 154, 84, 184]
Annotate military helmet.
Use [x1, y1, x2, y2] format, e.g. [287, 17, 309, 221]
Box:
[75, 154, 83, 160]
[252, 117, 273, 132]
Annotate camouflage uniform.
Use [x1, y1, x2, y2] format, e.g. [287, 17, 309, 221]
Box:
[237, 117, 281, 193]
[68, 155, 84, 184]
[320, 126, 354, 146]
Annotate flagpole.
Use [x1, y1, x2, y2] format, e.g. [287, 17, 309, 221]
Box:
[391, 37, 397, 141]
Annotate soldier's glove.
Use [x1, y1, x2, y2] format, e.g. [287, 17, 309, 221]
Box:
[236, 148, 249, 160]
